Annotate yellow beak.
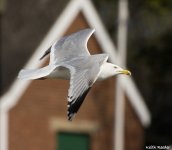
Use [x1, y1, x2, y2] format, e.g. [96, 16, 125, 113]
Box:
[118, 69, 131, 76]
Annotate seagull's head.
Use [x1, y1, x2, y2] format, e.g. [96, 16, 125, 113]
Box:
[112, 64, 131, 76]
[99, 63, 131, 80]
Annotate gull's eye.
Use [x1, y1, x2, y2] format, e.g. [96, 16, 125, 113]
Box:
[114, 66, 118, 69]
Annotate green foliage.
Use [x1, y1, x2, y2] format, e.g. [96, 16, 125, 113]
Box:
[145, 0, 172, 14]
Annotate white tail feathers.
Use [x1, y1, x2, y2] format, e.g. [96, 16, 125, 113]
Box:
[18, 69, 43, 80]
[18, 65, 56, 80]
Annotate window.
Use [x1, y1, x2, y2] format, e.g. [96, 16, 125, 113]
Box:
[57, 132, 90, 150]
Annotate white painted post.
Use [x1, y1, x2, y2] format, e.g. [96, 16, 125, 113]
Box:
[114, 0, 128, 150]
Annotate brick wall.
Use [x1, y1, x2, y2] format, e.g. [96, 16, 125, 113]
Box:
[125, 96, 144, 150]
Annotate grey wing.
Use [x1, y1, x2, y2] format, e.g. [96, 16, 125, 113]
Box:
[18, 65, 56, 80]
[40, 28, 95, 63]
[66, 54, 108, 121]
[39, 28, 95, 61]
[67, 68, 95, 121]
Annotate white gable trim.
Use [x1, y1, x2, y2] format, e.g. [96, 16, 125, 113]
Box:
[0, 0, 150, 149]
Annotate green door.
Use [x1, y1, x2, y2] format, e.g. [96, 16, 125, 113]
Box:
[57, 132, 90, 150]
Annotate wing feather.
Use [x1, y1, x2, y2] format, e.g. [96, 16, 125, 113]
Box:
[67, 70, 92, 121]
[66, 54, 108, 121]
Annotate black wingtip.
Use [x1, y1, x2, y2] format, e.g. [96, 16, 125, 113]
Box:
[39, 47, 51, 60]
[67, 111, 76, 121]
[67, 87, 91, 121]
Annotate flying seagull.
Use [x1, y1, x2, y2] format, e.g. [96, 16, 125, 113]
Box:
[18, 28, 131, 121]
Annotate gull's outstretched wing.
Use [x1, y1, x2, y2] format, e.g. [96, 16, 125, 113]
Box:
[40, 28, 95, 63]
[18, 65, 56, 80]
[66, 54, 108, 121]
